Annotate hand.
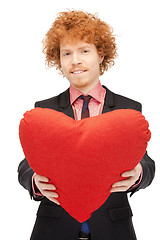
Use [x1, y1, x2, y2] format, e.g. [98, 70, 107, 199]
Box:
[34, 173, 60, 205]
[110, 163, 142, 192]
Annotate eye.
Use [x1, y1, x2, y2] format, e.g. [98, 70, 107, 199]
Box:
[64, 52, 70, 56]
[82, 50, 89, 53]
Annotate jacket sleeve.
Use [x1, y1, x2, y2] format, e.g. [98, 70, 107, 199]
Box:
[17, 101, 44, 201]
[17, 158, 44, 201]
[128, 102, 155, 196]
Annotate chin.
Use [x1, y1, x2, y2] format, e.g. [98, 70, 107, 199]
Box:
[72, 80, 89, 90]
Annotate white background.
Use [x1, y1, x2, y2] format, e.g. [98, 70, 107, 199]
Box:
[1, 0, 159, 239]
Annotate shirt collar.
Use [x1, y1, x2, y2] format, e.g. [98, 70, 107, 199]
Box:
[70, 81, 105, 104]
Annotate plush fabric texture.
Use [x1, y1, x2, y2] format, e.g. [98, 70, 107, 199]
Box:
[19, 108, 151, 223]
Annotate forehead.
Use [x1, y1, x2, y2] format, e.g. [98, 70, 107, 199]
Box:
[60, 38, 95, 51]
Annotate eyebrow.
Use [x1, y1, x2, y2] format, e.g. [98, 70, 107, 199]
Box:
[60, 46, 91, 52]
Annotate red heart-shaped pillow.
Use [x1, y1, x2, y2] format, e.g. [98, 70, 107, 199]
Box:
[19, 108, 151, 223]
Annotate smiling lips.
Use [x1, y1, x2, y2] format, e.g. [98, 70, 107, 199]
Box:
[70, 68, 88, 74]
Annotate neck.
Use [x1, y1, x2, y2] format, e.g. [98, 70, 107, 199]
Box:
[72, 79, 100, 95]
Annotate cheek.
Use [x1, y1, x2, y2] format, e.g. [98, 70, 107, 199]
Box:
[60, 62, 68, 74]
[60, 57, 67, 70]
[89, 54, 101, 68]
[90, 60, 100, 74]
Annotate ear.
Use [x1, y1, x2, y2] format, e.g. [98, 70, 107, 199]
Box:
[99, 55, 104, 64]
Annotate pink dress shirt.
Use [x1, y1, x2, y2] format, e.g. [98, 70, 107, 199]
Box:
[32, 81, 142, 196]
[69, 81, 106, 120]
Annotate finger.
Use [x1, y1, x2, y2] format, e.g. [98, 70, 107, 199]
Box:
[112, 181, 127, 187]
[39, 182, 56, 191]
[121, 169, 136, 178]
[47, 197, 60, 205]
[36, 174, 50, 182]
[42, 190, 59, 199]
[110, 186, 129, 192]
[112, 177, 135, 187]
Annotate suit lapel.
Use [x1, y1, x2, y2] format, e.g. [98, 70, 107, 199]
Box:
[63, 105, 75, 119]
[57, 85, 115, 118]
[102, 85, 115, 113]
[58, 88, 75, 119]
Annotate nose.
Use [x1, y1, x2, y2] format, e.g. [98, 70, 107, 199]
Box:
[71, 52, 82, 65]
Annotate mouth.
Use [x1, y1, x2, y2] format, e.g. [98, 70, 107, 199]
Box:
[70, 69, 87, 74]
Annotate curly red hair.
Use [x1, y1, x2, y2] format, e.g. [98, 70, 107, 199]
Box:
[42, 10, 117, 75]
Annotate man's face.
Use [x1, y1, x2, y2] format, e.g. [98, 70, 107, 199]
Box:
[60, 39, 104, 93]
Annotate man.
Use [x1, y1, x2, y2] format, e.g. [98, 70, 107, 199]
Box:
[18, 10, 155, 240]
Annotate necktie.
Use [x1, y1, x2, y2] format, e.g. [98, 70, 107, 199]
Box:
[79, 95, 92, 234]
[79, 95, 92, 119]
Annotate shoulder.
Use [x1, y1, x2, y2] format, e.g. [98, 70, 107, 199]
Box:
[114, 91, 142, 111]
[103, 86, 142, 112]
[34, 88, 70, 110]
[35, 95, 59, 109]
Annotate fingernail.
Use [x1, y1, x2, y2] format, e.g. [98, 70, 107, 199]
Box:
[121, 173, 126, 177]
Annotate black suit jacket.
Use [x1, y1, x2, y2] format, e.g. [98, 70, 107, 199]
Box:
[18, 86, 155, 240]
